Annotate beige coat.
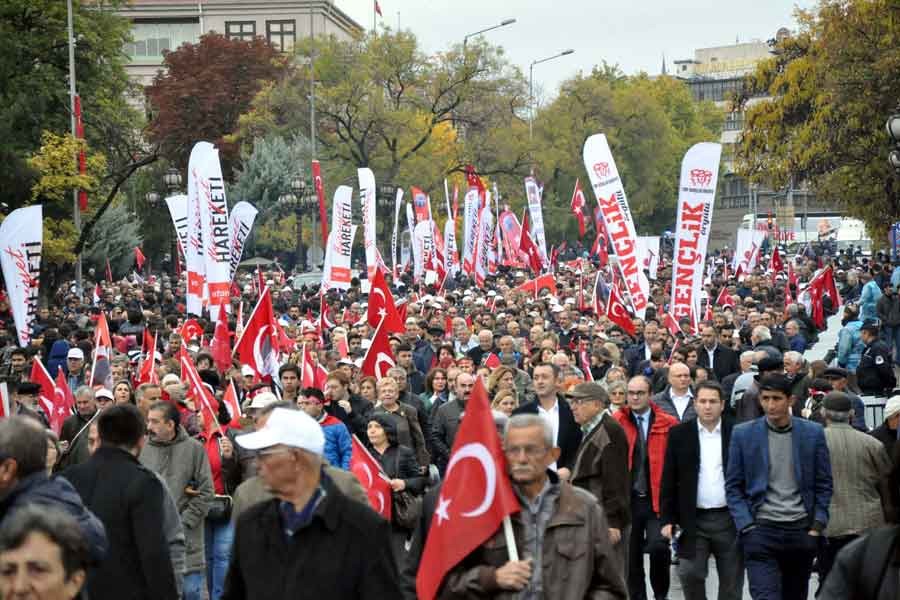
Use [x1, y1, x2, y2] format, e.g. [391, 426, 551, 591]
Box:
[824, 422, 892, 537]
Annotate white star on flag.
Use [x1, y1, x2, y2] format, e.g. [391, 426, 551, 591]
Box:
[435, 496, 451, 526]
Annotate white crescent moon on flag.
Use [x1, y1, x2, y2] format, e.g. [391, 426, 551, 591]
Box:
[252, 325, 271, 373]
[375, 491, 385, 514]
[444, 442, 496, 518]
[354, 462, 373, 488]
[375, 352, 395, 379]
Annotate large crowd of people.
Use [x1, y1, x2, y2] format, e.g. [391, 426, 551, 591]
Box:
[2, 240, 900, 600]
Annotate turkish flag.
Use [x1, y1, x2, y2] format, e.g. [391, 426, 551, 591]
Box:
[483, 352, 500, 369]
[179, 347, 220, 430]
[134, 247, 146, 271]
[211, 308, 232, 374]
[360, 318, 396, 380]
[319, 295, 335, 335]
[52, 368, 75, 434]
[806, 266, 841, 328]
[367, 268, 405, 333]
[769, 245, 783, 282]
[514, 273, 557, 298]
[89, 312, 113, 387]
[715, 286, 735, 309]
[606, 278, 636, 336]
[31, 359, 70, 435]
[416, 377, 520, 600]
[180, 318, 204, 344]
[350, 435, 392, 520]
[579, 344, 594, 381]
[374, 0, 383, 16]
[234, 287, 280, 380]
[300, 344, 317, 389]
[221, 381, 242, 428]
[570, 178, 587, 237]
[136, 331, 158, 386]
[518, 211, 544, 274]
[336, 336, 349, 358]
[663, 310, 682, 338]
[92, 283, 101, 306]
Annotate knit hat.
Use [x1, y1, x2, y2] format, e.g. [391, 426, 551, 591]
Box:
[884, 396, 900, 422]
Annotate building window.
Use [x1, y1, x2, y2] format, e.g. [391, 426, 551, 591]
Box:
[125, 20, 198, 63]
[266, 20, 295, 52]
[226, 21, 256, 41]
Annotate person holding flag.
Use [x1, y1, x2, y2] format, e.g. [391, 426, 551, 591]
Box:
[431, 410, 627, 598]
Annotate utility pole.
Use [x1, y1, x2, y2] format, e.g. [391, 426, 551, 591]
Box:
[67, 0, 82, 292]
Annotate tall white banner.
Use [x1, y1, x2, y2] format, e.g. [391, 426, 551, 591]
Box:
[461, 188, 479, 274]
[392, 188, 403, 277]
[186, 143, 209, 316]
[444, 216, 459, 277]
[524, 177, 548, 266]
[0, 206, 41, 347]
[321, 226, 357, 291]
[670, 142, 722, 326]
[357, 168, 377, 280]
[327, 185, 354, 289]
[582, 133, 650, 318]
[165, 194, 189, 257]
[227, 201, 258, 280]
[407, 203, 422, 281]
[473, 202, 494, 287]
[196, 144, 231, 321]
[636, 236, 661, 280]
[413, 220, 435, 282]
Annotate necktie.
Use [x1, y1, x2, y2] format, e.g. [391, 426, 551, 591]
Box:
[637, 414, 646, 442]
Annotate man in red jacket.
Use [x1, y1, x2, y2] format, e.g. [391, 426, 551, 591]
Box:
[614, 375, 678, 600]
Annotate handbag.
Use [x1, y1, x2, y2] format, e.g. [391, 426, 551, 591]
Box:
[391, 452, 422, 529]
[207, 494, 233, 521]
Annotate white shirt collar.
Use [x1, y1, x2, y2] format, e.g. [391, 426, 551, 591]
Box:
[697, 419, 722, 434]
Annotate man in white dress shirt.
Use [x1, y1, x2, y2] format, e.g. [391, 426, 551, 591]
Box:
[660, 381, 743, 600]
[653, 362, 696, 423]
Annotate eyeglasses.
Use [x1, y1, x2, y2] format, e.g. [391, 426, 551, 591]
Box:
[567, 397, 597, 406]
[504, 445, 549, 459]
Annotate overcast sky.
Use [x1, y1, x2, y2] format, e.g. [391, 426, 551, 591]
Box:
[338, 0, 813, 96]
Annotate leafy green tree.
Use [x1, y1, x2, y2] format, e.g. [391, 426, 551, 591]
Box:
[734, 0, 900, 241]
[532, 65, 722, 239]
[233, 30, 530, 195]
[83, 202, 144, 275]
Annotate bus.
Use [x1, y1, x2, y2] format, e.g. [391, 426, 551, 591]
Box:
[739, 211, 872, 254]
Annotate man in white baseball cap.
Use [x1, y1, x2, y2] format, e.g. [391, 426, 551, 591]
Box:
[225, 408, 402, 598]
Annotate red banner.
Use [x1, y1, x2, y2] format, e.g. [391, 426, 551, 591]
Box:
[312, 160, 328, 246]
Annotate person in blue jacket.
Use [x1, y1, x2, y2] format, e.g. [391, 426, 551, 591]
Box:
[836, 304, 864, 374]
[299, 387, 351, 470]
[859, 271, 883, 323]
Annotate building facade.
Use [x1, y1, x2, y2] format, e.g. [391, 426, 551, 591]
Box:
[674, 34, 837, 250]
[117, 0, 364, 87]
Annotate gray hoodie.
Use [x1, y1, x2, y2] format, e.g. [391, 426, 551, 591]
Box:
[140, 426, 213, 574]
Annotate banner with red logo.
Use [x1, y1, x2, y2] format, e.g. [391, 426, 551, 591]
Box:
[524, 177, 548, 266]
[461, 188, 480, 275]
[473, 203, 494, 287]
[413, 220, 435, 283]
[411, 187, 431, 223]
[196, 143, 232, 321]
[186, 143, 210, 316]
[321, 185, 355, 291]
[498, 210, 523, 267]
[358, 168, 378, 280]
[582, 133, 650, 318]
[443, 213, 459, 277]
[0, 206, 42, 347]
[227, 201, 258, 281]
[669, 142, 722, 329]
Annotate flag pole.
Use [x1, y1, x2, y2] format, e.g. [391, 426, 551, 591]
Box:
[503, 516, 519, 561]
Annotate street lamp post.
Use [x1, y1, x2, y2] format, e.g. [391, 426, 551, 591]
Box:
[529, 49, 574, 141]
[888, 111, 900, 174]
[164, 168, 182, 194]
[279, 176, 312, 271]
[67, 0, 82, 292]
[463, 18, 516, 51]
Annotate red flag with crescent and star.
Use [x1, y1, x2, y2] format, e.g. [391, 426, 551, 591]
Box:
[350, 434, 392, 520]
[606, 273, 637, 336]
[360, 317, 396, 380]
[31, 359, 72, 435]
[570, 178, 587, 237]
[234, 287, 280, 380]
[416, 377, 520, 600]
[367, 267, 405, 333]
[180, 319, 204, 344]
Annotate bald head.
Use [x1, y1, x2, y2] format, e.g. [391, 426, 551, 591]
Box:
[668, 361, 691, 395]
